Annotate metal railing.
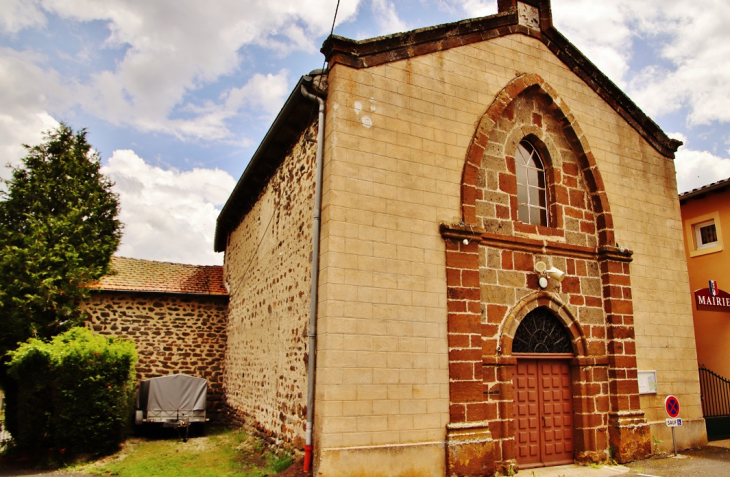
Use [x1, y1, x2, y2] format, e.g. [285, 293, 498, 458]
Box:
[699, 365, 730, 418]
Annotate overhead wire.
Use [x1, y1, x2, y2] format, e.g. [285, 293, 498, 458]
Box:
[236, 0, 341, 289]
[316, 0, 341, 90]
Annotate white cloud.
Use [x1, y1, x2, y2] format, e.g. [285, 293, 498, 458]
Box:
[0, 0, 46, 33]
[452, 0, 498, 18]
[101, 149, 236, 265]
[671, 133, 730, 193]
[371, 0, 409, 34]
[0, 112, 59, 182]
[630, 40, 730, 125]
[550, 1, 636, 87]
[0, 49, 68, 181]
[0, 47, 71, 116]
[458, 0, 730, 129]
[223, 70, 291, 117]
[675, 149, 730, 194]
[0, 0, 362, 145]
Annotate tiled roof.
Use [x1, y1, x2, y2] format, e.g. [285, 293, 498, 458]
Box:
[679, 177, 730, 203]
[90, 257, 228, 296]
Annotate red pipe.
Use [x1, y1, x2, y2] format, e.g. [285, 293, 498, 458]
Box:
[303, 444, 313, 472]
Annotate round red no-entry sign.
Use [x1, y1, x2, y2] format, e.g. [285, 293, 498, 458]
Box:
[665, 395, 680, 418]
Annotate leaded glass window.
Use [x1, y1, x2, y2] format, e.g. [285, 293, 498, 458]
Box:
[513, 307, 573, 354]
[515, 140, 548, 226]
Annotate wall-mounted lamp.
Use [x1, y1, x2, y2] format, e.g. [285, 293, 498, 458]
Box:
[535, 261, 566, 289]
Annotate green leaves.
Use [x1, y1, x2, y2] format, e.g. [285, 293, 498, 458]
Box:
[0, 124, 122, 357]
[7, 327, 138, 455]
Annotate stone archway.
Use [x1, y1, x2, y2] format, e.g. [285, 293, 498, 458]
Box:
[459, 73, 616, 247]
[441, 74, 651, 475]
[513, 307, 574, 353]
[500, 292, 588, 358]
[490, 296, 611, 468]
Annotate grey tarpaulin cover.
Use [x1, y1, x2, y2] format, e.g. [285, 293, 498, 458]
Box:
[137, 374, 207, 415]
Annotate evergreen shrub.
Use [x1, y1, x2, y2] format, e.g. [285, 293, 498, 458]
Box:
[7, 327, 137, 455]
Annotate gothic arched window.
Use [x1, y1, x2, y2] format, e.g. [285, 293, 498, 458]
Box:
[515, 140, 548, 226]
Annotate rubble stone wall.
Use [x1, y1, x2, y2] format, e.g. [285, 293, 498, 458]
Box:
[83, 291, 228, 420]
[223, 122, 317, 449]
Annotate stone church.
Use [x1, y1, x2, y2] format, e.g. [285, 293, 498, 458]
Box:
[209, 1, 706, 475]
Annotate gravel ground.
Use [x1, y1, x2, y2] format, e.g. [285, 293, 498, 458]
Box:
[626, 444, 730, 477]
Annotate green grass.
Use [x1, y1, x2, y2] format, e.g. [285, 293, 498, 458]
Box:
[72, 427, 294, 477]
[270, 454, 293, 473]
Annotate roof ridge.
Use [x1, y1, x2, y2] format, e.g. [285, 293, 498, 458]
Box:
[112, 256, 222, 268]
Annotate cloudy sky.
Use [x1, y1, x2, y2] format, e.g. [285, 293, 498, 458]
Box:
[1, 0, 729, 265]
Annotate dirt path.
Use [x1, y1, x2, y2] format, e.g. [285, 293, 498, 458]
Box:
[0, 467, 87, 477]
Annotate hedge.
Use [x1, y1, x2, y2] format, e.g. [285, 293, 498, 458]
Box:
[7, 327, 137, 455]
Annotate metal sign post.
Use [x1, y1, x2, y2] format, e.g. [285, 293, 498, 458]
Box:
[665, 395, 681, 456]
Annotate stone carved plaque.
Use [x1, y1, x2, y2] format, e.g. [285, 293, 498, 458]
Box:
[518, 2, 540, 31]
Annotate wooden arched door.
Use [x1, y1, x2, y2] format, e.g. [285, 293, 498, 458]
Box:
[512, 307, 575, 469]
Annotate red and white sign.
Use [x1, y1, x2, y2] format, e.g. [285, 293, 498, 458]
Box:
[695, 282, 730, 312]
[665, 395, 680, 418]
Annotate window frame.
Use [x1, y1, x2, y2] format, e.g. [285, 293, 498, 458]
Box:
[685, 212, 724, 257]
[695, 219, 718, 250]
[515, 139, 549, 227]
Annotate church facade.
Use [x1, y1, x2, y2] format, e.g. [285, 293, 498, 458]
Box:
[215, 1, 706, 475]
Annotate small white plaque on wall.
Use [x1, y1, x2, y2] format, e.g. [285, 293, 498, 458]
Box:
[638, 370, 657, 394]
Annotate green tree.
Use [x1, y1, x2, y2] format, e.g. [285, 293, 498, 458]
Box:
[0, 124, 122, 359]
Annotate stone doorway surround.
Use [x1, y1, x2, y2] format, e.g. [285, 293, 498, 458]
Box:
[512, 307, 576, 469]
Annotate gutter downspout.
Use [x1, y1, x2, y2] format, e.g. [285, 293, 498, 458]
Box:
[301, 70, 326, 474]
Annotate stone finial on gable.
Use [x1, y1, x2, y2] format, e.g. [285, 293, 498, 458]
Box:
[498, 0, 553, 31]
[518, 2, 541, 30]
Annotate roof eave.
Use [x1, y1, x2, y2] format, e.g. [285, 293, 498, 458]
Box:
[89, 287, 229, 298]
[679, 177, 730, 203]
[215, 75, 320, 252]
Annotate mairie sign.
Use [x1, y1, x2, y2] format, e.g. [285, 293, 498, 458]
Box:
[695, 280, 730, 312]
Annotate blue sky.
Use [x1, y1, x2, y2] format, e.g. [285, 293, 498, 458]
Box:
[2, 0, 730, 264]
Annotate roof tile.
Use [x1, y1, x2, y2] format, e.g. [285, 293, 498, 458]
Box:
[90, 257, 228, 296]
[679, 177, 730, 202]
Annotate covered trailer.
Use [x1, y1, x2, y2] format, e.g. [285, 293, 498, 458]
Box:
[135, 374, 207, 440]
